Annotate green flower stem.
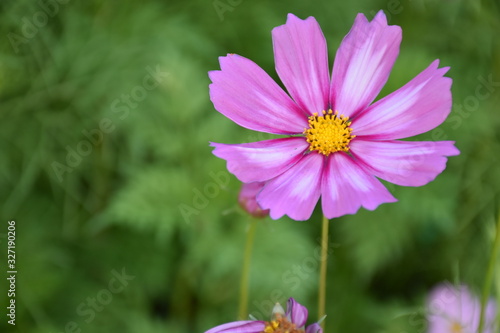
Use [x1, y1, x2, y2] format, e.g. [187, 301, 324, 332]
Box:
[318, 215, 329, 330]
[238, 219, 257, 320]
[478, 212, 500, 333]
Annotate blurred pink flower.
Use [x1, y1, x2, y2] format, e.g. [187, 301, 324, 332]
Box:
[427, 283, 497, 333]
[238, 182, 270, 218]
[209, 11, 459, 221]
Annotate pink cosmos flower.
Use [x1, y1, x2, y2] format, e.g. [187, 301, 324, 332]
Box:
[204, 297, 322, 333]
[427, 283, 497, 333]
[209, 11, 459, 221]
[238, 182, 270, 218]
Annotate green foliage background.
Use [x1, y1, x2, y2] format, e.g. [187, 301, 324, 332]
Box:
[0, 0, 499, 332]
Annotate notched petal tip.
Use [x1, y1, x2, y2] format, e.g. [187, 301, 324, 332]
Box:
[286, 12, 300, 22]
[353, 12, 369, 25]
[427, 60, 451, 79]
[286, 13, 318, 24]
[446, 142, 460, 156]
[283, 13, 318, 23]
[373, 10, 388, 25]
[272, 12, 329, 115]
[330, 9, 402, 118]
[353, 58, 454, 140]
[429, 58, 440, 68]
[350, 140, 459, 187]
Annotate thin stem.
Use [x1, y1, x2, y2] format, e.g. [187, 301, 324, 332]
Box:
[478, 212, 500, 333]
[318, 215, 329, 330]
[238, 219, 257, 320]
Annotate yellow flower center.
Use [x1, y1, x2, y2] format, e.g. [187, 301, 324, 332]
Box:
[450, 321, 463, 333]
[261, 314, 304, 333]
[304, 109, 355, 156]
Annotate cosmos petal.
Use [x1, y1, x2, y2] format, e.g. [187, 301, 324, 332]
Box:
[286, 298, 308, 327]
[257, 153, 323, 221]
[484, 300, 498, 333]
[330, 10, 402, 118]
[306, 323, 323, 333]
[209, 54, 308, 134]
[204, 320, 266, 333]
[272, 14, 330, 114]
[321, 153, 397, 218]
[350, 140, 459, 186]
[352, 60, 452, 140]
[210, 137, 309, 183]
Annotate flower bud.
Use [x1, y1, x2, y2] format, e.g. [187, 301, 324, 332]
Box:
[238, 182, 269, 218]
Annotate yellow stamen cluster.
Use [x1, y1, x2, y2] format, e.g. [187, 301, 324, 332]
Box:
[304, 109, 355, 156]
[450, 322, 463, 333]
[262, 314, 304, 333]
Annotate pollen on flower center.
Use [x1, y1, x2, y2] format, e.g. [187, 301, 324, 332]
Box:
[450, 322, 463, 333]
[262, 314, 304, 333]
[303, 109, 355, 156]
